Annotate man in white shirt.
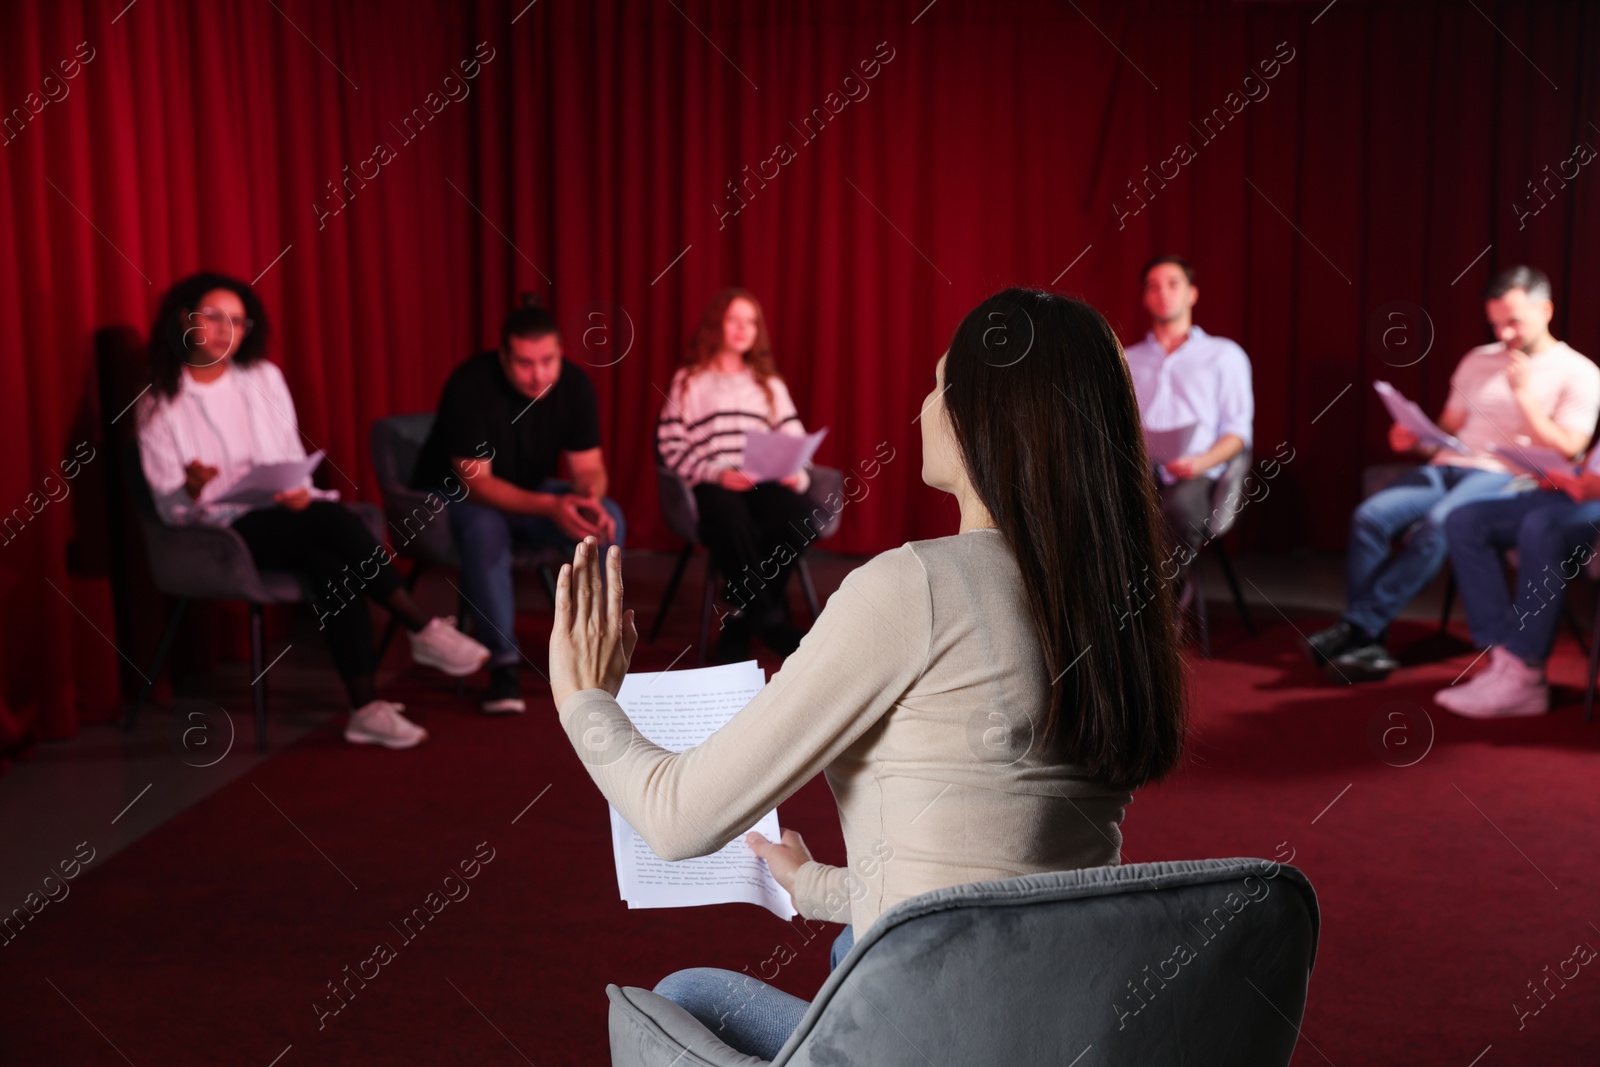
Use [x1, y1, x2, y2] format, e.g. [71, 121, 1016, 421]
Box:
[1122, 256, 1254, 574]
[1305, 266, 1600, 682]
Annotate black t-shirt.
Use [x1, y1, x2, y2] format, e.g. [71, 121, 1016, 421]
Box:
[412, 351, 601, 493]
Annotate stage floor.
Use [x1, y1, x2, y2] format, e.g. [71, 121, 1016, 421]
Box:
[3, 548, 1596, 1065]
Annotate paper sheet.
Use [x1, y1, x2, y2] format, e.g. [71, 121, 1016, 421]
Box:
[1373, 382, 1469, 454]
[609, 661, 796, 919]
[741, 428, 827, 482]
[1486, 443, 1581, 480]
[1143, 424, 1196, 466]
[212, 451, 325, 505]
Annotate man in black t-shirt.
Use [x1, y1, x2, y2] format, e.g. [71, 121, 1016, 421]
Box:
[414, 301, 625, 714]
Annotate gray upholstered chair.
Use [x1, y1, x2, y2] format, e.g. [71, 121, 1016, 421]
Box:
[647, 465, 844, 666]
[369, 413, 563, 660]
[119, 442, 384, 750]
[606, 857, 1319, 1066]
[1178, 448, 1259, 657]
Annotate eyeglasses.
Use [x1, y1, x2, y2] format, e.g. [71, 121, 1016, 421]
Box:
[193, 306, 254, 332]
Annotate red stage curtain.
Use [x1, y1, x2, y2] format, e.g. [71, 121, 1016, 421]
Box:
[3, 0, 1599, 754]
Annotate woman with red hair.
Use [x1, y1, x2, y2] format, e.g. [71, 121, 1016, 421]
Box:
[656, 289, 817, 660]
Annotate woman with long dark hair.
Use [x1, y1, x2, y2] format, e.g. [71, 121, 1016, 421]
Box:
[550, 287, 1187, 1058]
[655, 288, 817, 660]
[137, 271, 491, 748]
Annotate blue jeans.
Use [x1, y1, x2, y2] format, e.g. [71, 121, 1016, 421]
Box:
[448, 480, 626, 667]
[1343, 465, 1521, 639]
[1444, 490, 1600, 664]
[651, 925, 855, 1061]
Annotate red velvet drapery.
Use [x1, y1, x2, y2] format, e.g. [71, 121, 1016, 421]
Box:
[3, 0, 1599, 753]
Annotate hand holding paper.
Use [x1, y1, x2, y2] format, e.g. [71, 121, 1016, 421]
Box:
[1143, 424, 1196, 467]
[742, 428, 827, 482]
[1485, 443, 1581, 481]
[607, 661, 797, 920]
[1373, 382, 1469, 454]
[212, 450, 325, 505]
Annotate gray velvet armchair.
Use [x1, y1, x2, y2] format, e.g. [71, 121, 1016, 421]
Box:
[606, 857, 1319, 1066]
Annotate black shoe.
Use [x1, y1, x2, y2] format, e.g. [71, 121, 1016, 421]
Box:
[758, 620, 806, 657]
[481, 665, 525, 715]
[1304, 621, 1364, 666]
[1325, 643, 1400, 684]
[713, 611, 754, 664]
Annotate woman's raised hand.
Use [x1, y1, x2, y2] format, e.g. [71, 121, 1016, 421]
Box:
[550, 536, 638, 708]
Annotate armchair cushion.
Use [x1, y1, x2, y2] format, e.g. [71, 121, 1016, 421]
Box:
[608, 857, 1317, 1067]
[607, 985, 769, 1067]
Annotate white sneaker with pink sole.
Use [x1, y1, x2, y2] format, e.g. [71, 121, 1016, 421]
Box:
[1434, 647, 1549, 719]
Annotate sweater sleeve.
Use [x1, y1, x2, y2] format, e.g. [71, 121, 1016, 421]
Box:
[557, 544, 933, 864]
[136, 397, 201, 525]
[791, 861, 853, 923]
[656, 370, 725, 488]
[769, 377, 811, 495]
[255, 362, 339, 502]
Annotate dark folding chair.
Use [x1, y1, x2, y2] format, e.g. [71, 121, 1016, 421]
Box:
[647, 465, 844, 666]
[1178, 449, 1259, 658]
[369, 413, 562, 664]
[119, 443, 384, 751]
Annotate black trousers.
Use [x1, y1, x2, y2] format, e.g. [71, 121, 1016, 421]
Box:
[692, 482, 815, 622]
[1158, 475, 1219, 556]
[231, 501, 403, 682]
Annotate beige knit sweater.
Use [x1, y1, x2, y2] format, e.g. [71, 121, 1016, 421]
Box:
[558, 528, 1132, 934]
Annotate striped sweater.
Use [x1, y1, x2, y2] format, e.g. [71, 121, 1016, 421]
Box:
[656, 365, 812, 493]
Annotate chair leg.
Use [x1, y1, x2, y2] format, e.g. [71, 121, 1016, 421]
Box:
[1586, 594, 1600, 724]
[123, 597, 189, 731]
[1211, 541, 1257, 639]
[649, 543, 696, 644]
[1562, 598, 1586, 652]
[1438, 571, 1457, 633]
[1190, 557, 1212, 659]
[698, 563, 717, 667]
[538, 563, 558, 608]
[375, 561, 427, 663]
[797, 557, 821, 621]
[249, 603, 268, 752]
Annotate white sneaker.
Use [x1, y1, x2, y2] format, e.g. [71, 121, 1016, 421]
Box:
[345, 700, 428, 749]
[1435, 647, 1549, 719]
[409, 616, 490, 677]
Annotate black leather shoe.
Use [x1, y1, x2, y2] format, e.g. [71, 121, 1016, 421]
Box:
[1325, 643, 1400, 684]
[1304, 621, 1361, 666]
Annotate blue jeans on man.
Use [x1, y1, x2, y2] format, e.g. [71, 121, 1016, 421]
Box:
[1444, 490, 1600, 665]
[448, 479, 626, 668]
[1341, 464, 1522, 639]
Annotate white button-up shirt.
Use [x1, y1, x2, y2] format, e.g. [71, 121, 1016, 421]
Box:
[1123, 324, 1255, 481]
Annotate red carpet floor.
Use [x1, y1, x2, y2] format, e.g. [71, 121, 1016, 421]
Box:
[4, 600, 1599, 1065]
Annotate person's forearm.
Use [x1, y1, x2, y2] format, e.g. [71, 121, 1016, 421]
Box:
[572, 470, 607, 500]
[463, 473, 558, 516]
[1514, 394, 1586, 456]
[1193, 434, 1245, 471]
